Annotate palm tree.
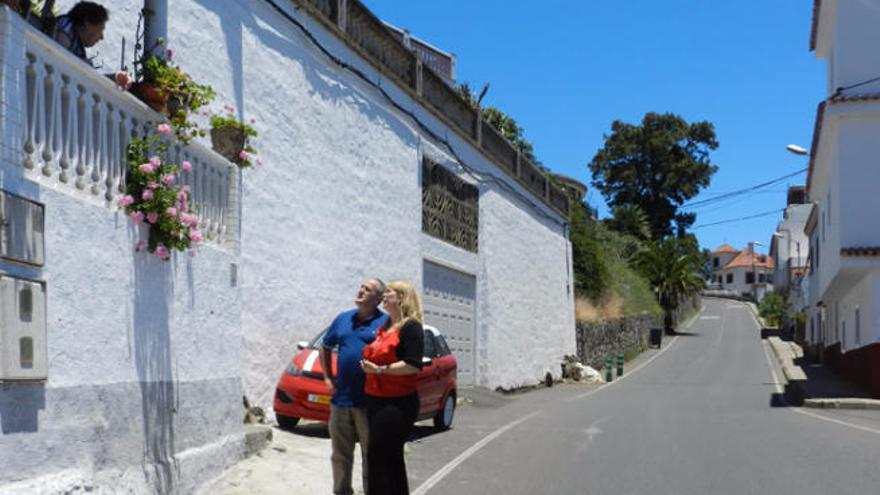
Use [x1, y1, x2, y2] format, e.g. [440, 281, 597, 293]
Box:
[606, 204, 651, 241]
[636, 238, 705, 334]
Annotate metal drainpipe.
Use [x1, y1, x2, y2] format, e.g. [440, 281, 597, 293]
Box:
[143, 0, 168, 57]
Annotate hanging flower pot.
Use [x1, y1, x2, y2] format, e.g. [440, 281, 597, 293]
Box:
[210, 126, 247, 163]
[131, 81, 168, 112]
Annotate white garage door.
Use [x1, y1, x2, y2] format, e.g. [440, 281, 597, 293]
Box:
[422, 260, 477, 385]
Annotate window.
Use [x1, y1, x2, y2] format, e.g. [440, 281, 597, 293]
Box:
[746, 272, 755, 284]
[423, 331, 436, 358]
[726, 273, 733, 284]
[758, 273, 766, 283]
[713, 257, 719, 268]
[422, 158, 479, 252]
[434, 334, 451, 356]
[767, 274, 774, 284]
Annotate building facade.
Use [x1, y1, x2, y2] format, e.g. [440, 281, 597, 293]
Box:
[708, 243, 775, 301]
[0, 0, 575, 491]
[803, 0, 880, 396]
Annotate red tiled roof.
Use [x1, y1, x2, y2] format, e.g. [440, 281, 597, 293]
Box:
[809, 0, 821, 51]
[841, 247, 880, 257]
[723, 250, 775, 270]
[713, 244, 737, 253]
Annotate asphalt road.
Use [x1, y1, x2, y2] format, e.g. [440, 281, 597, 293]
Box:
[405, 299, 880, 495]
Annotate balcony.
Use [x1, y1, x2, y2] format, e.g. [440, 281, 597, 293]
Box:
[0, 6, 238, 248]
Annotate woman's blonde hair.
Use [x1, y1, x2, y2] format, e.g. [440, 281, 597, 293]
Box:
[387, 280, 423, 328]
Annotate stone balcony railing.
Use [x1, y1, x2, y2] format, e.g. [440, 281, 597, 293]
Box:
[0, 7, 238, 248]
[297, 0, 570, 217]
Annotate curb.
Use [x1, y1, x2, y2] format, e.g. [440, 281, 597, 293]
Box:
[244, 424, 273, 458]
[803, 398, 880, 410]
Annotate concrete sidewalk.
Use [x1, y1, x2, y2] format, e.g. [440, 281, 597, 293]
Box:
[766, 335, 880, 409]
[195, 420, 356, 495]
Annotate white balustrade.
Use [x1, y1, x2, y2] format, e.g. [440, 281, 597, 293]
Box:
[2, 7, 237, 248]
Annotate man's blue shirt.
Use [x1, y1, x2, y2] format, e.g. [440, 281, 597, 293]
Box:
[322, 309, 388, 407]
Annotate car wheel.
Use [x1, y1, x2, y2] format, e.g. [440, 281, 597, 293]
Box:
[433, 393, 455, 431]
[277, 415, 300, 431]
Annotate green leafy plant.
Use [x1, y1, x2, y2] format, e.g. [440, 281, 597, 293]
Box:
[118, 124, 203, 259]
[129, 9, 214, 143]
[209, 105, 262, 168]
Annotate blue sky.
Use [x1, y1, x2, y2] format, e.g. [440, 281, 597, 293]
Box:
[366, 0, 824, 254]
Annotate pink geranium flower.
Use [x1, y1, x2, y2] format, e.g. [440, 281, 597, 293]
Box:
[224, 104, 235, 113]
[149, 156, 161, 168]
[146, 212, 159, 224]
[117, 194, 135, 207]
[155, 245, 170, 259]
[162, 174, 176, 185]
[189, 230, 203, 243]
[141, 190, 154, 201]
[177, 190, 188, 202]
[239, 150, 249, 160]
[139, 163, 154, 174]
[156, 123, 172, 135]
[181, 161, 193, 172]
[147, 181, 159, 190]
[166, 207, 178, 218]
[129, 211, 145, 223]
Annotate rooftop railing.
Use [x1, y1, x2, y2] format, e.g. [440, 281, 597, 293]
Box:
[298, 0, 569, 217]
[0, 7, 238, 248]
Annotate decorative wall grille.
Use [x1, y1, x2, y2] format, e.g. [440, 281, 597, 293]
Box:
[422, 159, 478, 253]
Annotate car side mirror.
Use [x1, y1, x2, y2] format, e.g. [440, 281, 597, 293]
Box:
[422, 356, 433, 366]
[296, 341, 309, 351]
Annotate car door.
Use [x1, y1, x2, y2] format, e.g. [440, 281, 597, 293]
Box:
[417, 330, 442, 414]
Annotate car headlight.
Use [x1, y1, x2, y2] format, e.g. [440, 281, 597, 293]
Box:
[285, 362, 303, 376]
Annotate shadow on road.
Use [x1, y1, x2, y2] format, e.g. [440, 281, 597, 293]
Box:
[672, 331, 701, 337]
[288, 422, 330, 439]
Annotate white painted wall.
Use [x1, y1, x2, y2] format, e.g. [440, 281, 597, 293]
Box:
[160, 0, 573, 404]
[1, 0, 575, 491]
[828, 0, 880, 95]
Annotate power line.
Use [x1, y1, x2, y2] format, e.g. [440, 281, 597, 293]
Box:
[681, 168, 806, 209]
[692, 208, 785, 229]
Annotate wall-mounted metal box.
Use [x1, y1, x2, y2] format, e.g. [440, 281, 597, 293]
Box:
[0, 275, 47, 381]
[0, 190, 45, 266]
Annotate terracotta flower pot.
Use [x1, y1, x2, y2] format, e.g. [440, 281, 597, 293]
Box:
[131, 81, 169, 112]
[210, 126, 247, 163]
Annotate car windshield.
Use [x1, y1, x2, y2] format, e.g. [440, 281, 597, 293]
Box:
[308, 328, 329, 350]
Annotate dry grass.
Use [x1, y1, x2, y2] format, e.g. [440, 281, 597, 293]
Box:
[575, 293, 624, 323]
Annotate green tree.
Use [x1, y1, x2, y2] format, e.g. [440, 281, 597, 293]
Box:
[570, 202, 609, 302]
[605, 204, 651, 241]
[636, 238, 705, 333]
[588, 112, 719, 239]
[759, 291, 788, 328]
[457, 83, 541, 166]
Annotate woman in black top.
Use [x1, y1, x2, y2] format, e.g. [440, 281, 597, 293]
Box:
[361, 280, 424, 494]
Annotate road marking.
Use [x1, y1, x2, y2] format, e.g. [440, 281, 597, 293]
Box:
[414, 308, 703, 494]
[411, 410, 542, 495]
[700, 315, 721, 320]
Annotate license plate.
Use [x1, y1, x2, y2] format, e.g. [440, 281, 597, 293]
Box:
[308, 394, 331, 405]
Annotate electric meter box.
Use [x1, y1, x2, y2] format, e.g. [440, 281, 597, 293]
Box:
[0, 275, 47, 381]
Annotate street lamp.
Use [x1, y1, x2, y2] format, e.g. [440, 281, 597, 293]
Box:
[749, 241, 764, 301]
[786, 144, 809, 156]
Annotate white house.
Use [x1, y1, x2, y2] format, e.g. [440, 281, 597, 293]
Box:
[769, 186, 811, 328]
[0, 0, 575, 492]
[709, 243, 775, 300]
[803, 0, 880, 397]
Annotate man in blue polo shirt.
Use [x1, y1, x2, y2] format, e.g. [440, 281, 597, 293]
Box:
[320, 278, 388, 495]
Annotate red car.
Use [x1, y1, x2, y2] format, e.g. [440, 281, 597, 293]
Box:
[274, 325, 457, 431]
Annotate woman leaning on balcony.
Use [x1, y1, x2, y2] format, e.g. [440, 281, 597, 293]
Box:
[52, 1, 131, 89]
